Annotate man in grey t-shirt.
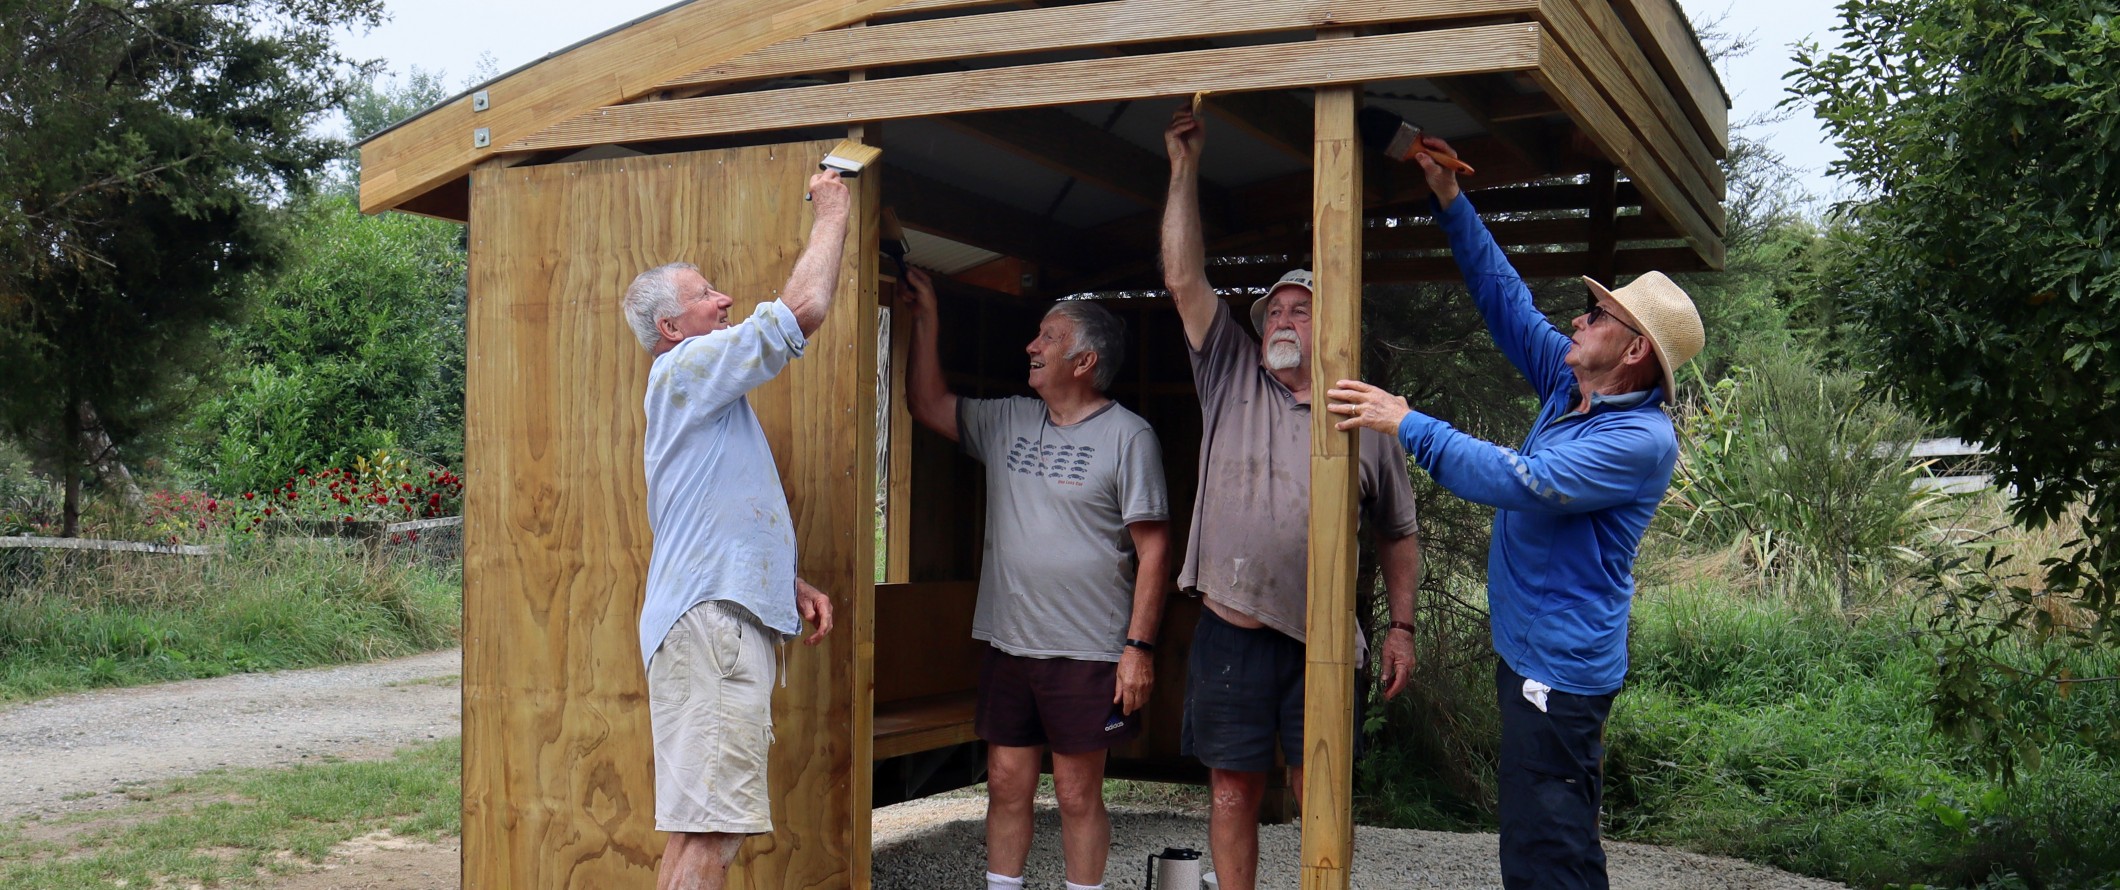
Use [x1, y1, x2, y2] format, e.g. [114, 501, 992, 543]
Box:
[899, 267, 1171, 890]
[1161, 106, 1425, 890]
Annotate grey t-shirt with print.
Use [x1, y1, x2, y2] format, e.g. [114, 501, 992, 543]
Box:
[958, 396, 1170, 662]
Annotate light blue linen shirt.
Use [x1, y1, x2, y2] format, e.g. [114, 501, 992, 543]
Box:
[637, 301, 808, 671]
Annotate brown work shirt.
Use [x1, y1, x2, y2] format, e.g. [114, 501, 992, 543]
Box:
[1177, 300, 1421, 642]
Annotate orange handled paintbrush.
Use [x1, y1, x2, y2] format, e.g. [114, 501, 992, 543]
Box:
[1356, 106, 1475, 176]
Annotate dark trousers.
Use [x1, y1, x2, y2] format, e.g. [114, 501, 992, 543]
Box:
[1495, 660, 1618, 890]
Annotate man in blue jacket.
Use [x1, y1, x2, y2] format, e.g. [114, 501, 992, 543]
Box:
[1326, 136, 1704, 890]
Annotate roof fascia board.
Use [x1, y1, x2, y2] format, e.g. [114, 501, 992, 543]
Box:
[358, 0, 906, 214]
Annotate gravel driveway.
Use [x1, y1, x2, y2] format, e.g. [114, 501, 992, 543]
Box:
[0, 652, 1845, 889]
[0, 649, 461, 821]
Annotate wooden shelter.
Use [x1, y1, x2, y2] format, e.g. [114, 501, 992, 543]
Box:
[358, 1, 1725, 887]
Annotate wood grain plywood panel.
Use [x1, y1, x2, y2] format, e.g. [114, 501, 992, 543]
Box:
[465, 141, 874, 890]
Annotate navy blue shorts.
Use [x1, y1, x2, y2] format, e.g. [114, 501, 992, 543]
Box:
[1180, 607, 1306, 772]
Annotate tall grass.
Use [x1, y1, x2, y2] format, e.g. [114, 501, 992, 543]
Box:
[1662, 345, 1952, 615]
[1355, 577, 2120, 888]
[1612, 582, 2120, 888]
[0, 538, 459, 701]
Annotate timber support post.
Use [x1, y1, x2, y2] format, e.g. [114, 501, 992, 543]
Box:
[1300, 74, 1363, 890]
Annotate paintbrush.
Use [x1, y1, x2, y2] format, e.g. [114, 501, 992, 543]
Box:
[879, 206, 909, 279]
[808, 139, 883, 200]
[1356, 106, 1475, 176]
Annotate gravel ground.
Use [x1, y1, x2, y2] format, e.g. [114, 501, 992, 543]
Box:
[0, 652, 1845, 889]
[0, 649, 461, 821]
[872, 795, 1848, 890]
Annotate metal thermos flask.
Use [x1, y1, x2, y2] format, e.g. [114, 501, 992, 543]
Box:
[1146, 846, 1203, 890]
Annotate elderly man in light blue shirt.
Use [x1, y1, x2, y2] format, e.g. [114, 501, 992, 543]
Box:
[622, 168, 848, 890]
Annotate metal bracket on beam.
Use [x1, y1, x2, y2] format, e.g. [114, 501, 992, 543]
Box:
[472, 128, 491, 149]
[472, 90, 490, 112]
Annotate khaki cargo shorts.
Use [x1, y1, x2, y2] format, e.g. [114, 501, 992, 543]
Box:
[648, 600, 776, 835]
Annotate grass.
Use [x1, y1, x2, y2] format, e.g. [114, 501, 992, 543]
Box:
[1608, 582, 2120, 889]
[0, 738, 459, 889]
[1354, 573, 2120, 890]
[0, 537, 460, 702]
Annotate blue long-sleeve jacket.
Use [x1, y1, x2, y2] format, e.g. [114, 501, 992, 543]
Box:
[1396, 195, 1679, 695]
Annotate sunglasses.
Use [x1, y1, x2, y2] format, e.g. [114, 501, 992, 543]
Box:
[1584, 297, 1645, 338]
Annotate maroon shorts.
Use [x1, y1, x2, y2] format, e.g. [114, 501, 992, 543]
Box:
[975, 645, 1143, 755]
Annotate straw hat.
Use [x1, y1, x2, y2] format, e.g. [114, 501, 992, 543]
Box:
[1583, 271, 1704, 397]
[1250, 268, 1314, 335]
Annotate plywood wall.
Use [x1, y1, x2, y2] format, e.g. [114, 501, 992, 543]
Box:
[464, 141, 875, 889]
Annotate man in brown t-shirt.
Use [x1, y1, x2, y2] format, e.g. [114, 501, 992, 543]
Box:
[1161, 107, 1424, 890]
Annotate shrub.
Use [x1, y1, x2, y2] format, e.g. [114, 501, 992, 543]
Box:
[1664, 345, 1953, 614]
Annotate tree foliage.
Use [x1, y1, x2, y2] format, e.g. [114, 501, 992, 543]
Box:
[1792, 0, 2120, 772]
[183, 191, 466, 496]
[0, 0, 384, 533]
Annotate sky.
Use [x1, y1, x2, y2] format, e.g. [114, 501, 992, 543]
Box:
[335, 0, 1856, 204]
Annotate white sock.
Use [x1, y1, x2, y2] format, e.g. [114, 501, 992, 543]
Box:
[1065, 882, 1106, 890]
[987, 872, 1025, 890]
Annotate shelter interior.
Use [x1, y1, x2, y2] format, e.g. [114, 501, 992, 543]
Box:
[362, 0, 1725, 885]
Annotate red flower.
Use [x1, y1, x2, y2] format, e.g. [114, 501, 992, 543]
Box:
[243, 492, 256, 501]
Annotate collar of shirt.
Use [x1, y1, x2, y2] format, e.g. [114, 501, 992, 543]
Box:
[1257, 364, 1311, 409]
[1555, 386, 1656, 423]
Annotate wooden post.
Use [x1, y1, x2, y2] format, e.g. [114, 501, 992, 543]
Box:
[1300, 78, 1362, 890]
[884, 294, 914, 583]
[1586, 161, 1619, 285]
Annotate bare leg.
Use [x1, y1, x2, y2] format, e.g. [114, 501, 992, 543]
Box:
[1208, 768, 1267, 890]
[659, 832, 743, 890]
[1052, 748, 1112, 885]
[986, 743, 1044, 878]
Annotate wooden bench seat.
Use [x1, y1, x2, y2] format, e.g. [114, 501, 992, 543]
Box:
[873, 691, 979, 761]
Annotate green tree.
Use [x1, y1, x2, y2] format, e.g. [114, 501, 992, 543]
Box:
[1792, 0, 2120, 773]
[0, 0, 383, 535]
[185, 191, 466, 495]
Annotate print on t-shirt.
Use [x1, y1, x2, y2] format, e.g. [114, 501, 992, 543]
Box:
[1003, 437, 1097, 485]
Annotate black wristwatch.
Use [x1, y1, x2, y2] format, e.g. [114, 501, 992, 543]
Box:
[1123, 638, 1157, 653]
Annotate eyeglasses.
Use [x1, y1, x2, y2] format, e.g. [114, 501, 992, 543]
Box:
[1584, 298, 1645, 338]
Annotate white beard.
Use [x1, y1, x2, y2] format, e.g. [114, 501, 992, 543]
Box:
[1264, 337, 1302, 371]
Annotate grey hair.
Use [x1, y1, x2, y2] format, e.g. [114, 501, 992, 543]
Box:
[621, 262, 699, 352]
[1045, 299, 1127, 391]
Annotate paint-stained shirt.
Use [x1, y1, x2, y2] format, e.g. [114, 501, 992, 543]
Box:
[958, 396, 1169, 662]
[1395, 194, 1679, 695]
[1178, 300, 1421, 642]
[637, 301, 808, 671]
